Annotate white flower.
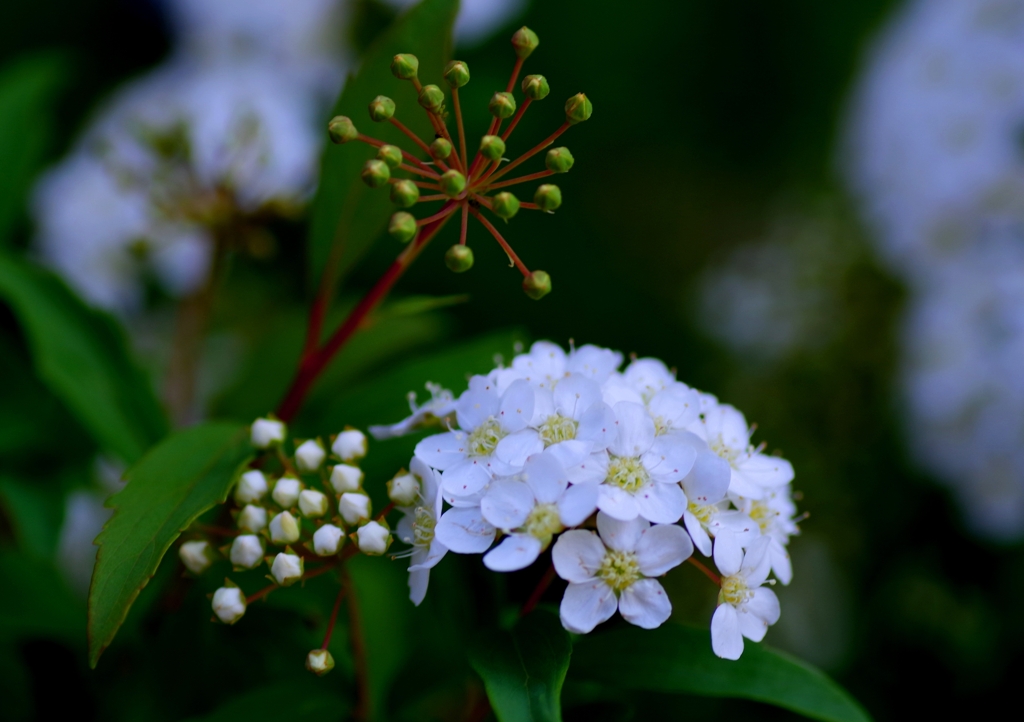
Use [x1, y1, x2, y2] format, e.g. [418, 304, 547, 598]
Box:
[382, 0, 528, 48]
[229, 534, 264, 569]
[237, 504, 268, 533]
[434, 506, 497, 554]
[179, 540, 214, 574]
[251, 418, 286, 449]
[339, 492, 371, 525]
[356, 521, 391, 555]
[305, 649, 335, 676]
[480, 451, 597, 572]
[329, 464, 363, 493]
[529, 373, 617, 453]
[676, 434, 745, 556]
[369, 382, 457, 440]
[332, 429, 367, 462]
[298, 489, 329, 518]
[212, 586, 246, 624]
[510, 341, 622, 390]
[271, 477, 302, 508]
[733, 487, 800, 585]
[269, 511, 300, 545]
[271, 552, 304, 586]
[710, 538, 780, 660]
[313, 524, 344, 556]
[235, 469, 269, 503]
[295, 439, 326, 472]
[395, 457, 449, 605]
[552, 513, 693, 633]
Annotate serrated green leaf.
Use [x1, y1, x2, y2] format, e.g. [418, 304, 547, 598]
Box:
[87, 422, 254, 668]
[308, 0, 459, 292]
[0, 252, 168, 462]
[569, 624, 870, 722]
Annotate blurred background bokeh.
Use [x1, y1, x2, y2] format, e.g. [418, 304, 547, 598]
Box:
[2, 0, 1022, 719]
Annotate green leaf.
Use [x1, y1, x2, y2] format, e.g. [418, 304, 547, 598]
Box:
[0, 475, 66, 559]
[308, 0, 459, 291]
[468, 610, 573, 722]
[569, 624, 871, 722]
[180, 680, 347, 722]
[0, 252, 168, 462]
[87, 422, 254, 668]
[0, 550, 84, 644]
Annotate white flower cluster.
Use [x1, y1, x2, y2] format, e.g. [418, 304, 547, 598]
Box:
[375, 341, 801, 659]
[844, 0, 1024, 538]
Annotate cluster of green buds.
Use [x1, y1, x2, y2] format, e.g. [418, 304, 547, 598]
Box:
[327, 26, 591, 300]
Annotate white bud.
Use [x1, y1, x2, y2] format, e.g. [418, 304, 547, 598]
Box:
[229, 534, 264, 569]
[179, 540, 214, 575]
[272, 477, 303, 508]
[271, 552, 304, 586]
[313, 524, 344, 556]
[237, 504, 268, 533]
[356, 521, 391, 555]
[269, 511, 301, 545]
[387, 472, 420, 507]
[295, 439, 326, 472]
[330, 464, 364, 493]
[339, 492, 372, 525]
[298, 490, 329, 518]
[235, 470, 269, 504]
[251, 418, 286, 448]
[306, 649, 335, 676]
[212, 586, 246, 624]
[332, 429, 367, 462]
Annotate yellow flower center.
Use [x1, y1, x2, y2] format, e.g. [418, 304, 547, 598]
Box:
[747, 499, 777, 533]
[412, 506, 435, 547]
[538, 414, 577, 446]
[597, 549, 641, 592]
[522, 503, 562, 545]
[606, 456, 649, 493]
[467, 418, 506, 457]
[718, 574, 752, 606]
[652, 415, 670, 436]
[688, 501, 716, 524]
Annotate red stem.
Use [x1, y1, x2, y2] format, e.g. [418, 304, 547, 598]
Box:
[452, 86, 469, 171]
[483, 169, 554, 191]
[505, 57, 524, 94]
[687, 556, 722, 586]
[357, 134, 435, 176]
[501, 97, 532, 141]
[344, 567, 372, 722]
[321, 585, 348, 650]
[390, 118, 449, 172]
[520, 563, 556, 617]
[483, 122, 570, 185]
[469, 205, 530, 277]
[459, 203, 469, 245]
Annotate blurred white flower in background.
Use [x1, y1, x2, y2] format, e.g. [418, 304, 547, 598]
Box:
[844, 0, 1024, 539]
[382, 0, 527, 47]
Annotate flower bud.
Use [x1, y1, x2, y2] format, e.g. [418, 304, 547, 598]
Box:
[444, 60, 470, 88]
[251, 417, 286, 448]
[565, 93, 592, 124]
[546, 147, 574, 173]
[388, 472, 420, 506]
[368, 95, 396, 122]
[235, 469, 268, 504]
[489, 92, 516, 120]
[330, 464, 364, 494]
[361, 159, 390, 188]
[479, 135, 505, 161]
[179, 540, 215, 575]
[299, 489, 329, 518]
[377, 144, 403, 168]
[271, 552, 304, 586]
[328, 116, 358, 144]
[339, 492, 372, 525]
[440, 170, 466, 197]
[212, 586, 246, 624]
[356, 521, 391, 555]
[332, 429, 368, 462]
[418, 84, 444, 114]
[521, 74, 550, 100]
[492, 192, 520, 219]
[229, 534, 264, 570]
[269, 511, 301, 545]
[389, 212, 418, 243]
[523, 270, 552, 300]
[238, 504, 268, 533]
[445, 244, 474, 273]
[511, 26, 539, 59]
[272, 477, 303, 508]
[391, 53, 419, 80]
[390, 179, 420, 208]
[295, 439, 326, 472]
[534, 184, 562, 211]
[313, 524, 344, 556]
[430, 137, 452, 160]
[306, 649, 335, 676]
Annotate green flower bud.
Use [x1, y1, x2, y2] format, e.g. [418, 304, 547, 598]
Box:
[523, 270, 552, 300]
[391, 53, 419, 80]
[511, 26, 539, 59]
[492, 192, 520, 219]
[390, 179, 420, 208]
[521, 74, 550, 101]
[368, 95, 396, 122]
[439, 169, 466, 197]
[479, 135, 506, 161]
[389, 212, 417, 243]
[377, 144, 403, 168]
[444, 60, 470, 89]
[445, 244, 474, 273]
[328, 116, 358, 144]
[534, 184, 562, 211]
[430, 137, 452, 160]
[418, 84, 444, 114]
[545, 147, 574, 173]
[361, 159, 390, 188]
[565, 93, 593, 124]
[489, 92, 516, 120]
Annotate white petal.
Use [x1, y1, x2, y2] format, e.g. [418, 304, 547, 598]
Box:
[559, 581, 617, 634]
[648, 384, 701, 431]
[727, 468, 767, 499]
[706, 404, 750, 452]
[409, 568, 430, 606]
[711, 604, 744, 660]
[643, 435, 696, 484]
[434, 507, 496, 553]
[769, 539, 793, 585]
[530, 388, 556, 426]
[457, 388, 500, 430]
[713, 531, 744, 576]
[545, 439, 590, 470]
[522, 451, 567, 504]
[441, 459, 492, 498]
[480, 479, 534, 530]
[684, 510, 713, 556]
[596, 512, 648, 552]
[633, 481, 686, 524]
[601, 374, 644, 407]
[409, 538, 449, 571]
[558, 483, 598, 527]
[566, 344, 622, 382]
[499, 379, 535, 432]
[742, 536, 773, 586]
[618, 578, 672, 629]
[566, 450, 609, 485]
[681, 446, 731, 504]
[553, 374, 602, 419]
[552, 530, 605, 583]
[596, 484, 639, 522]
[738, 608, 770, 642]
[575, 403, 617, 452]
[734, 453, 795, 488]
[483, 534, 543, 572]
[623, 358, 675, 396]
[494, 429, 544, 468]
[609, 402, 655, 457]
[635, 523, 692, 576]
[414, 432, 466, 470]
[746, 587, 781, 626]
